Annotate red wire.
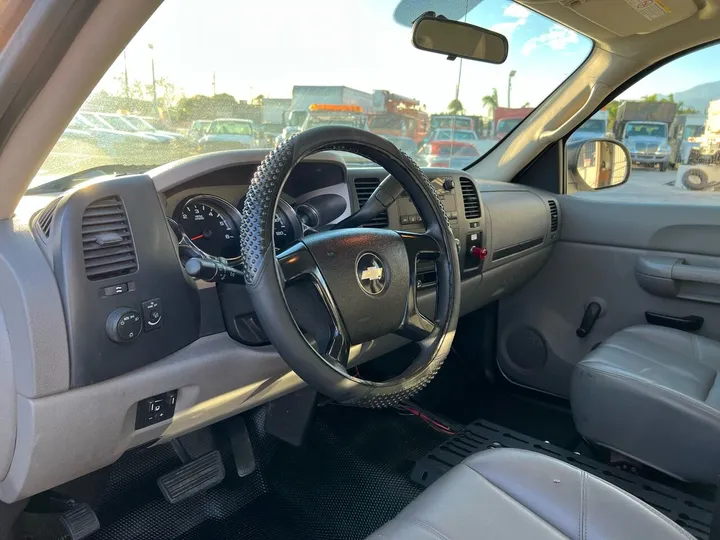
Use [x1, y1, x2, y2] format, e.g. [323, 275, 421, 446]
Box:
[400, 404, 456, 435]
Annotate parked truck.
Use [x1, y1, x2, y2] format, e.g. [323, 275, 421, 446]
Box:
[669, 113, 706, 166]
[676, 100, 720, 190]
[569, 110, 610, 143]
[491, 107, 534, 139]
[613, 101, 678, 172]
[368, 90, 429, 145]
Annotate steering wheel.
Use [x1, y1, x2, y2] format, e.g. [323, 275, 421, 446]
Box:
[241, 127, 460, 407]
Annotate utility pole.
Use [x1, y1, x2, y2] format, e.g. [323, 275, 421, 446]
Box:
[212, 71, 216, 96]
[148, 43, 157, 117]
[508, 70, 516, 108]
[123, 50, 130, 109]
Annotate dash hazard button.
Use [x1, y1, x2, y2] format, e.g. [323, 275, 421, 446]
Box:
[141, 298, 163, 332]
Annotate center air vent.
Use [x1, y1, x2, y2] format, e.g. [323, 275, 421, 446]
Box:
[548, 200, 559, 232]
[459, 177, 481, 219]
[354, 178, 389, 227]
[82, 196, 138, 281]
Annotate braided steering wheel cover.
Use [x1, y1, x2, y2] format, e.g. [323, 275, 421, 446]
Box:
[240, 127, 460, 407]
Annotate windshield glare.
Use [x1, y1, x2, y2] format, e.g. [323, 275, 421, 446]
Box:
[31, 0, 591, 190]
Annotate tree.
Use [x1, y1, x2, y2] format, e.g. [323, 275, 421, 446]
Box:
[641, 93, 659, 102]
[482, 88, 499, 115]
[447, 99, 464, 115]
[606, 100, 620, 132]
[521, 101, 531, 108]
[251, 94, 265, 106]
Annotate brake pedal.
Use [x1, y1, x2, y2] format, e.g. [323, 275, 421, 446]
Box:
[157, 450, 225, 504]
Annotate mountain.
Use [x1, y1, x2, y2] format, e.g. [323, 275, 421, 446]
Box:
[663, 81, 720, 114]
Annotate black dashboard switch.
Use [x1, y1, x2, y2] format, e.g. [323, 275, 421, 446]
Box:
[106, 308, 142, 343]
[103, 283, 128, 297]
[142, 298, 163, 331]
[135, 390, 178, 429]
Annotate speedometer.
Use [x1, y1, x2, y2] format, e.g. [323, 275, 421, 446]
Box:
[174, 195, 243, 260]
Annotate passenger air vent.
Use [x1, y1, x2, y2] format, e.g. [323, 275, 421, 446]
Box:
[459, 177, 481, 219]
[548, 200, 558, 232]
[354, 178, 389, 228]
[82, 196, 138, 281]
[35, 198, 60, 238]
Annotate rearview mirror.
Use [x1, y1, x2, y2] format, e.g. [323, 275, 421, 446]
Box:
[412, 14, 508, 64]
[568, 139, 631, 191]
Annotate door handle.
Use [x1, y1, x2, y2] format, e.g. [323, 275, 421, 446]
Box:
[645, 312, 704, 332]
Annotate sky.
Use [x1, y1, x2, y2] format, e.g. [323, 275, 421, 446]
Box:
[93, 0, 719, 116]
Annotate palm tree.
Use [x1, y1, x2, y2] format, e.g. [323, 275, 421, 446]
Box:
[482, 88, 499, 115]
[447, 99, 465, 115]
[641, 93, 659, 103]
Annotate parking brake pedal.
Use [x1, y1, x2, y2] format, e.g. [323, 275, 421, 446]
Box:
[15, 492, 100, 540]
[157, 450, 225, 504]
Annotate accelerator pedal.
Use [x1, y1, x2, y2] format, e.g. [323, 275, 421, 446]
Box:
[157, 450, 225, 504]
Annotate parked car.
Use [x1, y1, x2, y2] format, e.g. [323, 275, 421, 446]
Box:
[380, 135, 419, 157]
[416, 140, 480, 168]
[198, 118, 256, 152]
[122, 115, 183, 140]
[89, 113, 177, 142]
[187, 120, 212, 143]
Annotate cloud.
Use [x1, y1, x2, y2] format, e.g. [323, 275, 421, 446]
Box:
[521, 24, 579, 56]
[503, 3, 531, 19]
[490, 4, 530, 38]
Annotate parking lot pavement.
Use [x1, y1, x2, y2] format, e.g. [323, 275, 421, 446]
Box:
[613, 166, 678, 194]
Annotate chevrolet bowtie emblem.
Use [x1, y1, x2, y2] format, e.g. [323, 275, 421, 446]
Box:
[360, 265, 383, 281]
[356, 253, 387, 295]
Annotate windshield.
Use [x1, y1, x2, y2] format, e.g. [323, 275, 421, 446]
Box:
[496, 118, 522, 133]
[125, 116, 156, 130]
[32, 0, 592, 190]
[207, 120, 253, 135]
[100, 115, 136, 131]
[626, 123, 668, 138]
[435, 130, 477, 141]
[685, 125, 704, 139]
[577, 119, 605, 132]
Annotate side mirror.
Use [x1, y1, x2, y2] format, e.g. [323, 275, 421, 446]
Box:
[568, 138, 631, 191]
[412, 13, 508, 64]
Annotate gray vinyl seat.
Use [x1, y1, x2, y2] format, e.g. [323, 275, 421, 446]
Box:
[571, 324, 720, 484]
[367, 448, 692, 540]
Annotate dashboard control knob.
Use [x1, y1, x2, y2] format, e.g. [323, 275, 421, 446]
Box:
[106, 308, 142, 343]
[470, 246, 488, 260]
[443, 178, 455, 191]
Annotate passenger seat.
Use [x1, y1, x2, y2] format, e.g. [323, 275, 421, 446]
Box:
[571, 325, 720, 484]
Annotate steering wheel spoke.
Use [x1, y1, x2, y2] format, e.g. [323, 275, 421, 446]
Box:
[394, 231, 441, 341]
[277, 243, 351, 368]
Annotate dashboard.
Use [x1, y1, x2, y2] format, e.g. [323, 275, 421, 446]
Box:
[0, 149, 560, 503]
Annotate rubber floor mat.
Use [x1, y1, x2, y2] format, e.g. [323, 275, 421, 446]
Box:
[60, 405, 449, 540]
[413, 418, 714, 540]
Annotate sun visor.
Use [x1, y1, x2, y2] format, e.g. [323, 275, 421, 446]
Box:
[521, 0, 698, 36]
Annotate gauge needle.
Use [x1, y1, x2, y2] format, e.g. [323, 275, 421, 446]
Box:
[190, 234, 204, 241]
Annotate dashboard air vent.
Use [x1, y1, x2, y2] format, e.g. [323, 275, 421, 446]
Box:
[459, 177, 481, 219]
[548, 200, 559, 232]
[36, 198, 60, 238]
[82, 196, 138, 281]
[354, 178, 388, 228]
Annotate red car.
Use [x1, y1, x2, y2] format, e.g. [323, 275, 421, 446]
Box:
[416, 141, 480, 168]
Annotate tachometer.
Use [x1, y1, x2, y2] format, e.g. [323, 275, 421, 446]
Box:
[238, 196, 303, 251]
[174, 195, 242, 260]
